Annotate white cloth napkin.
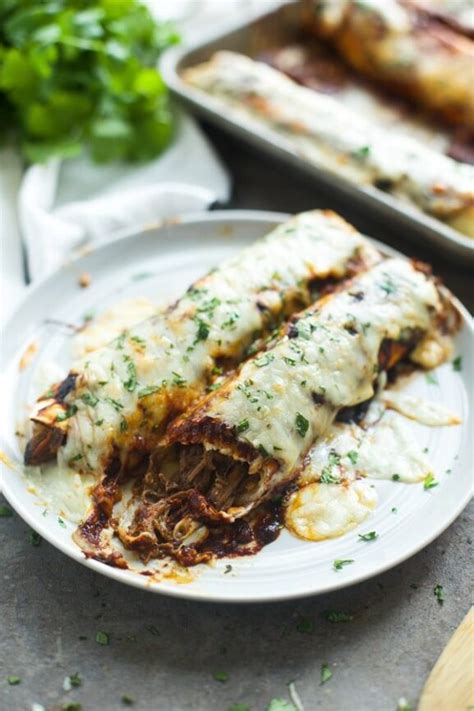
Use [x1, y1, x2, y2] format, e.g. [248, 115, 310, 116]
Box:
[18, 108, 230, 281]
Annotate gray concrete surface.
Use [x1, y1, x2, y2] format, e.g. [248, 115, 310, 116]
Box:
[1, 124, 473, 711]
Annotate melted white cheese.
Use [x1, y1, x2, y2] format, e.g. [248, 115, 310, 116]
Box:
[47, 211, 377, 473]
[202, 258, 441, 494]
[183, 52, 474, 226]
[285, 479, 377, 541]
[381, 390, 461, 426]
[72, 298, 157, 361]
[26, 462, 95, 523]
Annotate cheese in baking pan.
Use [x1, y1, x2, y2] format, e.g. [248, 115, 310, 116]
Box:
[24, 210, 379, 475]
[301, 0, 474, 127]
[183, 51, 474, 235]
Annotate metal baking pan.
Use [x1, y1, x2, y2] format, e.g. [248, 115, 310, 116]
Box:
[161, 2, 474, 263]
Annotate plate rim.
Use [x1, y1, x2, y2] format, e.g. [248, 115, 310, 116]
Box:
[1, 210, 472, 603]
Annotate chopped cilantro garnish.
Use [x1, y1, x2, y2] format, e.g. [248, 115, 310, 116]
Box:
[258, 444, 269, 458]
[120, 418, 128, 432]
[352, 145, 370, 159]
[283, 356, 297, 367]
[423, 473, 438, 490]
[96, 631, 109, 646]
[56, 405, 78, 422]
[105, 397, 123, 412]
[130, 335, 146, 348]
[115, 332, 127, 350]
[172, 371, 187, 388]
[0, 505, 13, 518]
[320, 468, 340, 484]
[392, 474, 400, 481]
[224, 565, 232, 574]
[322, 610, 353, 623]
[391, 507, 398, 513]
[295, 412, 309, 437]
[195, 319, 210, 342]
[81, 393, 98, 407]
[346, 450, 358, 465]
[211, 365, 223, 375]
[358, 531, 378, 542]
[434, 584, 445, 604]
[69, 453, 83, 464]
[266, 700, 297, 711]
[452, 356, 462, 372]
[296, 617, 314, 634]
[333, 559, 354, 571]
[320, 662, 333, 685]
[145, 625, 159, 636]
[221, 312, 240, 330]
[7, 676, 21, 685]
[396, 698, 412, 711]
[95, 419, 104, 426]
[121, 696, 135, 706]
[123, 356, 137, 392]
[137, 385, 161, 398]
[29, 530, 41, 547]
[425, 372, 439, 385]
[213, 671, 229, 683]
[379, 278, 396, 295]
[237, 419, 250, 434]
[255, 353, 274, 368]
[58, 517, 66, 528]
[62, 704, 82, 711]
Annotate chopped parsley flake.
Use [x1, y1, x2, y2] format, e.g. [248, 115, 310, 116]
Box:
[211, 365, 223, 375]
[64, 673, 82, 689]
[213, 671, 229, 683]
[379, 278, 396, 295]
[81, 393, 98, 407]
[323, 610, 353, 623]
[105, 397, 123, 412]
[195, 319, 210, 342]
[58, 517, 66, 528]
[423, 473, 438, 490]
[7, 676, 21, 685]
[121, 695, 135, 705]
[61, 704, 82, 711]
[130, 335, 146, 348]
[172, 371, 187, 388]
[320, 468, 340, 484]
[56, 405, 78, 422]
[137, 385, 161, 398]
[123, 356, 137, 392]
[255, 353, 275, 368]
[452, 356, 462, 372]
[434, 584, 445, 604]
[95, 631, 109, 646]
[224, 564, 232, 574]
[346, 450, 358, 465]
[296, 617, 314, 634]
[283, 356, 297, 367]
[295, 412, 309, 437]
[120, 418, 128, 432]
[0, 505, 13, 518]
[29, 530, 41, 547]
[237, 419, 250, 434]
[320, 663, 333, 685]
[115, 332, 127, 350]
[266, 700, 297, 711]
[353, 145, 370, 159]
[358, 531, 378, 542]
[425, 372, 439, 385]
[333, 559, 354, 571]
[391, 507, 398, 513]
[258, 444, 269, 458]
[221, 312, 240, 330]
[145, 625, 159, 636]
[95, 419, 104, 426]
[396, 698, 412, 711]
[392, 474, 400, 481]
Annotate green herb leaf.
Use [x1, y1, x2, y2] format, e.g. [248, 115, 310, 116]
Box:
[295, 617, 314, 634]
[434, 584, 445, 604]
[295, 412, 309, 437]
[237, 419, 250, 434]
[258, 444, 269, 458]
[423, 473, 438, 490]
[425, 372, 439, 385]
[95, 631, 109, 646]
[358, 531, 378, 542]
[333, 559, 354, 571]
[323, 610, 354, 623]
[392, 474, 401, 481]
[266, 700, 297, 711]
[195, 319, 210, 342]
[0, 505, 13, 518]
[61, 704, 82, 711]
[255, 353, 274, 368]
[81, 392, 98, 407]
[320, 662, 333, 685]
[6, 676, 21, 685]
[213, 671, 229, 683]
[29, 530, 41, 547]
[346, 450, 358, 465]
[121, 696, 134, 706]
[56, 405, 78, 422]
[352, 145, 370, 159]
[452, 356, 462, 372]
[137, 384, 161, 398]
[123, 356, 137, 392]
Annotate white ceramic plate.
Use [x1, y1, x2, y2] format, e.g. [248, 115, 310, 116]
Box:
[1, 211, 472, 602]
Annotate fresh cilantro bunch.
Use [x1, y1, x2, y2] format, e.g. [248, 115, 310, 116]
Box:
[0, 0, 179, 162]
